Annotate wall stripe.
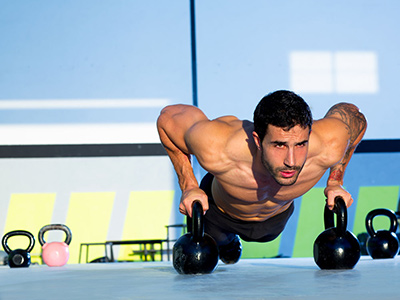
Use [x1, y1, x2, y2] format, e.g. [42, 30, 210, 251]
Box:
[352, 186, 400, 237]
[0, 99, 169, 110]
[241, 237, 281, 259]
[292, 188, 326, 258]
[2, 193, 56, 263]
[118, 191, 174, 261]
[0, 123, 160, 145]
[65, 192, 115, 264]
[355, 139, 400, 153]
[0, 143, 166, 158]
[0, 139, 397, 158]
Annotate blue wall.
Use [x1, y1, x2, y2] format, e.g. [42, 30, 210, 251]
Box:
[0, 1, 399, 142]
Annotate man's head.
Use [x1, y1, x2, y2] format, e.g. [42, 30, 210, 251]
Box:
[253, 90, 313, 186]
[253, 90, 312, 142]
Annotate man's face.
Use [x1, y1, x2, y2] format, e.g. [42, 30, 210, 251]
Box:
[254, 124, 310, 186]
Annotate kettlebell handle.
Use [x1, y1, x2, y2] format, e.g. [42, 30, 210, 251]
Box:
[192, 201, 204, 242]
[366, 208, 398, 237]
[324, 196, 347, 236]
[39, 224, 72, 246]
[1, 230, 35, 254]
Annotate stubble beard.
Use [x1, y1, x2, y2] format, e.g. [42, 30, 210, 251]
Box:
[261, 154, 304, 186]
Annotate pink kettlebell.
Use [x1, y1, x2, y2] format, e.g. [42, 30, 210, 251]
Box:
[39, 224, 72, 267]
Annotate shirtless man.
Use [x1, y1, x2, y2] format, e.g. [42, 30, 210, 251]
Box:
[157, 90, 367, 264]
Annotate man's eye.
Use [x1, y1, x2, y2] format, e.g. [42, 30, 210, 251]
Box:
[297, 142, 308, 147]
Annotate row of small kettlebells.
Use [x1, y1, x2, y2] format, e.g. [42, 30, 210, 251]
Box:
[1, 224, 72, 268]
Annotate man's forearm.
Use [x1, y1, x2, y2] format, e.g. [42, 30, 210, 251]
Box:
[157, 107, 199, 192]
[167, 148, 199, 191]
[158, 128, 199, 192]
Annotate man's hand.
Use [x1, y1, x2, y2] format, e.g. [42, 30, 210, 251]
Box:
[179, 187, 209, 217]
[324, 183, 353, 210]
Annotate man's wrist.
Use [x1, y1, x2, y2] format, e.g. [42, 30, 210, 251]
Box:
[326, 180, 343, 187]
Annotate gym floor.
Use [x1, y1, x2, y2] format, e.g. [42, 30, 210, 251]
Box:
[1, 256, 399, 300]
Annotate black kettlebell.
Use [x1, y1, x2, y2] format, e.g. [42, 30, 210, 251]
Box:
[313, 196, 361, 269]
[366, 208, 400, 259]
[173, 201, 219, 274]
[396, 211, 400, 244]
[1, 230, 35, 268]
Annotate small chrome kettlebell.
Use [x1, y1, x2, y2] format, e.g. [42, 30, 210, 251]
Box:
[2, 230, 35, 268]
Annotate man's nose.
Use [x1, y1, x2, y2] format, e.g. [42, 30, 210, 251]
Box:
[284, 148, 295, 167]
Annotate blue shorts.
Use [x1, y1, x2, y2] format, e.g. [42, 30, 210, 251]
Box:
[188, 173, 294, 246]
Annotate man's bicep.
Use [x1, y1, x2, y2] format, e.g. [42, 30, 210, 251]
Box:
[314, 117, 349, 140]
[311, 118, 350, 165]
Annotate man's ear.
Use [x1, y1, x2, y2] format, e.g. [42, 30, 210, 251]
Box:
[252, 131, 261, 150]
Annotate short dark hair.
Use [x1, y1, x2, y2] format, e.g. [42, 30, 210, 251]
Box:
[253, 90, 313, 141]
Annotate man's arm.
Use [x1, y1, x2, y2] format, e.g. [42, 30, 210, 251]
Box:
[323, 103, 367, 209]
[157, 104, 210, 217]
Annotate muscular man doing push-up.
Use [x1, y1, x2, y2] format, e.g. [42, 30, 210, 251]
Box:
[157, 90, 367, 264]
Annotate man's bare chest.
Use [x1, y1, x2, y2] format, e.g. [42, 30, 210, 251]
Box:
[214, 162, 328, 203]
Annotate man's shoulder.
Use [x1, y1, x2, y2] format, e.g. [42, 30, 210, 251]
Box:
[187, 118, 254, 173]
[309, 118, 350, 167]
[189, 116, 248, 138]
[311, 117, 349, 143]
[211, 115, 245, 130]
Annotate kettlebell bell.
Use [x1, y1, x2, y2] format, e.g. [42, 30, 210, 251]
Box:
[1, 230, 35, 268]
[366, 208, 399, 259]
[313, 196, 361, 269]
[173, 201, 219, 274]
[39, 224, 72, 267]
